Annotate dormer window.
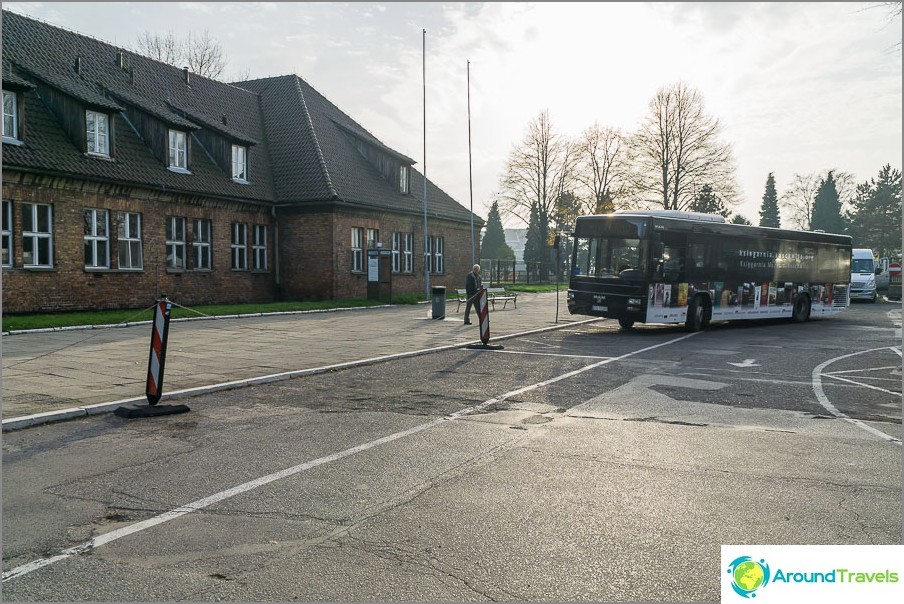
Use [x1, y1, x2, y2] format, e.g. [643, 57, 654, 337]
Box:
[86, 110, 109, 156]
[399, 165, 409, 194]
[2, 90, 20, 142]
[231, 144, 248, 182]
[168, 129, 188, 171]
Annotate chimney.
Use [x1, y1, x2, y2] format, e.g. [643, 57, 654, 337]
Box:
[117, 50, 124, 69]
[74, 56, 81, 74]
[129, 66, 134, 86]
[182, 66, 190, 85]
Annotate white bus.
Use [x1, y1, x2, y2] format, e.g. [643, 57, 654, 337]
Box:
[567, 211, 852, 331]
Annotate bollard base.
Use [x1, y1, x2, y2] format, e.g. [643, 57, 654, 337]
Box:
[466, 343, 504, 350]
[114, 403, 191, 418]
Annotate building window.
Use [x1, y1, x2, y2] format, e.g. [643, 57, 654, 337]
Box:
[231, 222, 247, 270]
[399, 165, 409, 194]
[391, 232, 401, 272]
[2, 200, 12, 266]
[433, 236, 444, 274]
[3, 90, 19, 141]
[351, 227, 364, 272]
[86, 110, 109, 156]
[366, 228, 379, 249]
[253, 224, 267, 271]
[391, 232, 413, 273]
[403, 233, 413, 273]
[117, 211, 142, 270]
[168, 129, 188, 170]
[232, 145, 248, 182]
[84, 208, 109, 268]
[22, 202, 53, 267]
[165, 216, 186, 269]
[193, 218, 211, 270]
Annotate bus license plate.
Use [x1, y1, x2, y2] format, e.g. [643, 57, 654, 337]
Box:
[592, 305, 607, 312]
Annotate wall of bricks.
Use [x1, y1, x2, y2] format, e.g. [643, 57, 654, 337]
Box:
[2, 174, 276, 314]
[2, 173, 481, 313]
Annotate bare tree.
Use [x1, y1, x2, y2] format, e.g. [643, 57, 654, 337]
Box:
[574, 123, 630, 215]
[135, 30, 182, 65]
[185, 30, 226, 79]
[498, 110, 577, 235]
[133, 29, 227, 79]
[781, 169, 856, 230]
[629, 82, 738, 212]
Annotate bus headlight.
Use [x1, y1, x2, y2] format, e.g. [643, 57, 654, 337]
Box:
[567, 291, 575, 300]
[628, 298, 641, 305]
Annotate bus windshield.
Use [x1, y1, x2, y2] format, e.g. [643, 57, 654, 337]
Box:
[573, 236, 646, 279]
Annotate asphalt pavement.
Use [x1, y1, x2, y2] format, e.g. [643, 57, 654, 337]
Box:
[1, 290, 589, 431]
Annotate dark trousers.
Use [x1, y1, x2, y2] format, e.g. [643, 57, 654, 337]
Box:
[464, 294, 478, 322]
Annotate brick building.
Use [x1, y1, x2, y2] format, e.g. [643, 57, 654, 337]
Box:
[1, 10, 483, 314]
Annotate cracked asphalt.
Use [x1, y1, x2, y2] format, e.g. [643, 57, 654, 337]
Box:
[1, 301, 900, 601]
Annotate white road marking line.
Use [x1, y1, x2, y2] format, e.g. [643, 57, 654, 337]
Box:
[811, 347, 902, 446]
[824, 365, 901, 375]
[2, 331, 700, 583]
[820, 373, 902, 396]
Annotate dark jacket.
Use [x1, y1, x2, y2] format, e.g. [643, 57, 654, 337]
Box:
[465, 271, 481, 296]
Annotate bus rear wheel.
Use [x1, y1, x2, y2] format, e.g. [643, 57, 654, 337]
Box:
[618, 317, 635, 329]
[685, 295, 710, 332]
[792, 295, 811, 322]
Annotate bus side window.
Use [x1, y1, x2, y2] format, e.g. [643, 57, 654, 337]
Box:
[658, 245, 686, 282]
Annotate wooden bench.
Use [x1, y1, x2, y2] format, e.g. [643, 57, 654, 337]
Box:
[455, 288, 518, 311]
[487, 287, 517, 310]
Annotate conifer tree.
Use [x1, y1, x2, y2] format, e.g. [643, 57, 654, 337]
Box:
[759, 173, 781, 227]
[811, 171, 846, 234]
[480, 201, 515, 260]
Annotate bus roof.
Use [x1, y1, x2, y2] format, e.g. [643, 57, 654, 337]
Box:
[577, 212, 852, 246]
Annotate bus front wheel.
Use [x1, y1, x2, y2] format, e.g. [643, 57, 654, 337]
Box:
[685, 295, 711, 332]
[618, 317, 635, 329]
[792, 295, 811, 322]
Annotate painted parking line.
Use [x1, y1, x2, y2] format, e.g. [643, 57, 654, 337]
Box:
[811, 346, 902, 446]
[2, 330, 699, 583]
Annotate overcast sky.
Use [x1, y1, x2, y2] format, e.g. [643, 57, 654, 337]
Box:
[4, 2, 901, 226]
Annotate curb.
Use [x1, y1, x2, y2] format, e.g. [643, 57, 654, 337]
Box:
[1, 317, 601, 432]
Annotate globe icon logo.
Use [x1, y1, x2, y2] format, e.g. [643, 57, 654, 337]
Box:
[727, 556, 770, 598]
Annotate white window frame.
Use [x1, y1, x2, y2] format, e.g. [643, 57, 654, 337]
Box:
[351, 227, 364, 272]
[403, 232, 413, 273]
[232, 144, 248, 182]
[391, 232, 401, 273]
[231, 222, 248, 270]
[84, 208, 110, 269]
[3, 90, 19, 141]
[86, 110, 109, 156]
[433, 235, 444, 274]
[366, 228, 379, 249]
[2, 200, 12, 267]
[253, 224, 267, 271]
[193, 218, 212, 270]
[165, 216, 186, 269]
[117, 211, 143, 270]
[399, 165, 409, 194]
[22, 202, 53, 268]
[168, 129, 188, 171]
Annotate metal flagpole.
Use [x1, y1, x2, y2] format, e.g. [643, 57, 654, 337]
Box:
[467, 60, 475, 267]
[422, 28, 430, 300]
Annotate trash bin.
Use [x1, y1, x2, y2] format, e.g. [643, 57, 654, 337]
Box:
[431, 286, 446, 319]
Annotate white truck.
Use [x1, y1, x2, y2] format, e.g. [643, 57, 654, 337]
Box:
[850, 248, 878, 302]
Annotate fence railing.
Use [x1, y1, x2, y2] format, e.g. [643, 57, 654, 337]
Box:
[478, 256, 572, 286]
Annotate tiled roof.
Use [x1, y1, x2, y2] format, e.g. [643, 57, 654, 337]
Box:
[1, 10, 481, 226]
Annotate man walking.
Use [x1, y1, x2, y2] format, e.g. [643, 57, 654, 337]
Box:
[464, 264, 482, 325]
